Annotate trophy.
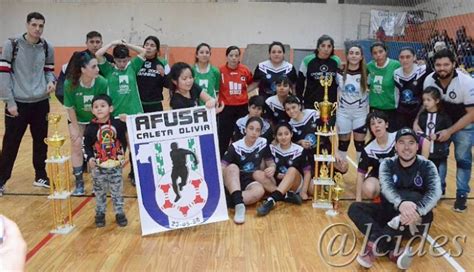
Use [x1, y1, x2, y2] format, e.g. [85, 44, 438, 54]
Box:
[44, 113, 74, 234]
[44, 113, 66, 160]
[326, 173, 345, 216]
[314, 74, 337, 133]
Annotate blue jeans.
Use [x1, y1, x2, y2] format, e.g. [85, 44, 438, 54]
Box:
[451, 124, 474, 197]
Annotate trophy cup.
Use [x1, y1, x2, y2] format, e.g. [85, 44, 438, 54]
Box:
[314, 74, 337, 133]
[44, 113, 66, 160]
[44, 113, 74, 234]
[326, 173, 345, 216]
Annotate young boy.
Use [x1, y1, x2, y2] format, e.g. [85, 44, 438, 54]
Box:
[233, 95, 273, 143]
[84, 94, 128, 228]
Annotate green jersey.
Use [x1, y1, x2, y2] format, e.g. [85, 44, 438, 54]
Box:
[63, 76, 108, 124]
[367, 58, 401, 110]
[192, 64, 220, 105]
[99, 56, 144, 117]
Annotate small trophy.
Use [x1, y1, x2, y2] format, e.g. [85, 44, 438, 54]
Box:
[326, 173, 344, 216]
[44, 113, 74, 234]
[314, 75, 337, 133]
[44, 113, 66, 160]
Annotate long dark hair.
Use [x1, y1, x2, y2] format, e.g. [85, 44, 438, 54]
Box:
[195, 43, 211, 63]
[143, 35, 160, 59]
[67, 52, 95, 88]
[315, 35, 335, 57]
[344, 44, 368, 92]
[169, 62, 193, 94]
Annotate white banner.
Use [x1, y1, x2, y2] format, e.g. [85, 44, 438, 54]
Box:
[370, 9, 407, 37]
[127, 107, 228, 235]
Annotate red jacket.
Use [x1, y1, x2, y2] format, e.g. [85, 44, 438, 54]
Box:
[219, 63, 253, 106]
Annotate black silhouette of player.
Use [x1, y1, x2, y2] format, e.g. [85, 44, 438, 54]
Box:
[170, 142, 198, 202]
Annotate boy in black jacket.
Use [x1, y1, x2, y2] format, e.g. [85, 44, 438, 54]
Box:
[84, 94, 128, 228]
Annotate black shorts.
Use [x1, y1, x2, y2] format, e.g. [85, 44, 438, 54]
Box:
[240, 172, 257, 190]
[365, 169, 379, 180]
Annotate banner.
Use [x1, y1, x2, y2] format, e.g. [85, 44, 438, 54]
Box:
[370, 9, 407, 37]
[127, 107, 228, 235]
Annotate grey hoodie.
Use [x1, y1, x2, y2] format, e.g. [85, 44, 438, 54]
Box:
[0, 34, 55, 107]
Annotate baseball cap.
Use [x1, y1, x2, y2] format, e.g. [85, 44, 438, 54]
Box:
[396, 127, 418, 142]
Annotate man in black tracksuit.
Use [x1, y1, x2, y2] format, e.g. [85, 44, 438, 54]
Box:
[348, 128, 442, 270]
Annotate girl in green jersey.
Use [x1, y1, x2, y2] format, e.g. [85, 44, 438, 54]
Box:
[192, 43, 221, 105]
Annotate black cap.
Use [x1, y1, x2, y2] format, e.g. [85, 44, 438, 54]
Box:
[396, 127, 418, 142]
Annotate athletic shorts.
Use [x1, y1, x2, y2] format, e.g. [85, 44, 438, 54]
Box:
[336, 107, 368, 135]
[275, 170, 304, 193]
[240, 172, 259, 190]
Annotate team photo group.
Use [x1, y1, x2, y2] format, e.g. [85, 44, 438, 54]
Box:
[0, 11, 473, 270]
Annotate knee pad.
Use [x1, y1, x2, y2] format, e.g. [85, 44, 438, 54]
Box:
[338, 140, 350, 152]
[354, 140, 365, 152]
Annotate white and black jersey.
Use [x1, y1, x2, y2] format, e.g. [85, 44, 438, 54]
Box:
[221, 137, 272, 173]
[336, 70, 369, 110]
[270, 143, 310, 176]
[358, 132, 397, 177]
[233, 115, 273, 143]
[417, 110, 452, 159]
[394, 64, 429, 116]
[264, 95, 290, 124]
[253, 60, 297, 99]
[424, 69, 474, 123]
[288, 109, 319, 147]
[137, 58, 169, 103]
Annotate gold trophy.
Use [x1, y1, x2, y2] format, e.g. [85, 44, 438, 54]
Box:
[326, 173, 345, 216]
[44, 113, 66, 160]
[314, 74, 337, 133]
[44, 113, 74, 234]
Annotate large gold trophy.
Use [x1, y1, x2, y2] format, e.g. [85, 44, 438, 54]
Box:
[44, 113, 74, 234]
[314, 75, 337, 133]
[312, 74, 344, 215]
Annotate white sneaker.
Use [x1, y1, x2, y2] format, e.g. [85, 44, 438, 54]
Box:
[33, 178, 50, 188]
[234, 203, 246, 224]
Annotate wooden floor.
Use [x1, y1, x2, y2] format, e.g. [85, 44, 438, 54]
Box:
[0, 97, 473, 271]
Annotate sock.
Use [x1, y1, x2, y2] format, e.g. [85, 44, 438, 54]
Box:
[231, 190, 244, 205]
[269, 190, 284, 202]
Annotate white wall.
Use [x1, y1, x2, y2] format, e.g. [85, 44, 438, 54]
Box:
[0, 1, 407, 48]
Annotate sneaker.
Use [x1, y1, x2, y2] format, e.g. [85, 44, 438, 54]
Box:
[234, 203, 246, 224]
[33, 178, 50, 188]
[0, 184, 5, 197]
[389, 247, 413, 270]
[257, 199, 275, 216]
[453, 195, 467, 213]
[95, 213, 106, 228]
[356, 241, 376, 268]
[116, 213, 128, 227]
[284, 191, 303, 205]
[72, 181, 85, 196]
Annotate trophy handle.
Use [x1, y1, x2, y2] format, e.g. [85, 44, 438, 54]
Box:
[331, 102, 337, 115]
[314, 102, 320, 111]
[44, 138, 49, 145]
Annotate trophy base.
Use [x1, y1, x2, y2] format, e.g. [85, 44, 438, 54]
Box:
[325, 209, 340, 217]
[48, 191, 72, 200]
[312, 178, 335, 186]
[312, 201, 333, 209]
[50, 224, 75, 235]
[314, 155, 336, 162]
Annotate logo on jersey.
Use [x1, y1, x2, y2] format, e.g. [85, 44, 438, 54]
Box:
[392, 174, 398, 184]
[279, 166, 288, 174]
[144, 61, 152, 68]
[414, 173, 423, 187]
[118, 75, 130, 94]
[320, 65, 328, 72]
[344, 84, 357, 94]
[305, 134, 317, 146]
[266, 74, 272, 79]
[242, 162, 255, 172]
[83, 95, 94, 111]
[449, 91, 457, 99]
[229, 81, 242, 95]
[427, 122, 435, 130]
[401, 89, 415, 103]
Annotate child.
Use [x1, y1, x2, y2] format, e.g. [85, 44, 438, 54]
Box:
[417, 87, 452, 195]
[264, 75, 292, 126]
[169, 62, 223, 111]
[233, 95, 272, 143]
[192, 43, 221, 106]
[257, 123, 309, 216]
[95, 40, 145, 119]
[221, 117, 275, 224]
[84, 94, 128, 228]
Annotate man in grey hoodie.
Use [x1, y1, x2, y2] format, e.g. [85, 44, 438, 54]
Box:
[0, 12, 56, 195]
